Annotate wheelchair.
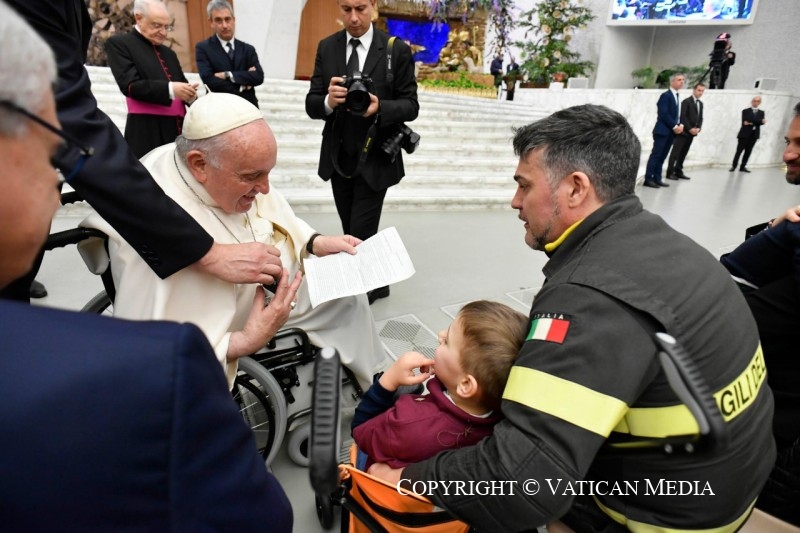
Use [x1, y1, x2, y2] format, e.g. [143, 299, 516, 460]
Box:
[46, 205, 364, 469]
[308, 335, 768, 533]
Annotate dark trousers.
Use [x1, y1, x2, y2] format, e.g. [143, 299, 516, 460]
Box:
[742, 277, 800, 526]
[732, 137, 757, 169]
[742, 277, 800, 446]
[645, 132, 675, 183]
[666, 135, 694, 177]
[330, 173, 387, 241]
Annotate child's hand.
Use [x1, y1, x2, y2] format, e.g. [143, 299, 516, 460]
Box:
[378, 351, 433, 391]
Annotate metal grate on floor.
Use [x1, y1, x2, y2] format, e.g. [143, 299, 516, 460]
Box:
[506, 287, 539, 309]
[374, 314, 438, 360]
[440, 302, 467, 320]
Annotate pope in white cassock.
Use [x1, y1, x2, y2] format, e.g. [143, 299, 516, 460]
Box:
[81, 93, 389, 391]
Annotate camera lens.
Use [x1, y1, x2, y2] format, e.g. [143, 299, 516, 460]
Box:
[346, 82, 371, 114]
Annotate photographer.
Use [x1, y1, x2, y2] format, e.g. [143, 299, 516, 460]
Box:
[305, 0, 419, 305]
[709, 32, 735, 89]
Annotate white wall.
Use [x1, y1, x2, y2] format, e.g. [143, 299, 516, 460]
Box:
[234, 0, 305, 80]
[592, 0, 800, 91]
[594, 26, 654, 88]
[513, 87, 795, 170]
[484, 0, 798, 92]
[239, 0, 798, 97]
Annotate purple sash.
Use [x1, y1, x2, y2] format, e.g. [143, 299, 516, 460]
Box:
[126, 97, 186, 117]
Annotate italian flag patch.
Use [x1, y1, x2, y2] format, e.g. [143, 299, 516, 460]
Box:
[527, 314, 571, 344]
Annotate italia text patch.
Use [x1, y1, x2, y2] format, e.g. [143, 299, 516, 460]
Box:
[527, 313, 571, 344]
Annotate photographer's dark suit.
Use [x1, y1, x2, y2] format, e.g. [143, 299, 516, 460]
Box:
[196, 36, 263, 108]
[732, 106, 765, 171]
[667, 95, 703, 179]
[305, 25, 418, 242]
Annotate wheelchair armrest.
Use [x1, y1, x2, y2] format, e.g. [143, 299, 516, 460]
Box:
[309, 347, 342, 496]
[44, 227, 106, 252]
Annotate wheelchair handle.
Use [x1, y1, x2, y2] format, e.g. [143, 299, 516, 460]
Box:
[655, 332, 728, 454]
[309, 347, 342, 496]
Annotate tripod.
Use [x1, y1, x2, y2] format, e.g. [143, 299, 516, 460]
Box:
[700, 60, 724, 89]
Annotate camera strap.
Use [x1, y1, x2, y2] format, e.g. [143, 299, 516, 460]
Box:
[330, 112, 379, 178]
[386, 36, 396, 84]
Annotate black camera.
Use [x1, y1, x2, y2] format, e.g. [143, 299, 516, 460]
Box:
[381, 124, 420, 163]
[337, 71, 375, 115]
[710, 33, 732, 67]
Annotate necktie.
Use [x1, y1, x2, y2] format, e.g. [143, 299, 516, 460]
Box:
[347, 38, 361, 76]
[226, 42, 234, 62]
[675, 92, 680, 121]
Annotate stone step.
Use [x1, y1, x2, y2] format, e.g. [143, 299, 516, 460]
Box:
[84, 66, 542, 212]
[93, 96, 535, 132]
[87, 66, 543, 122]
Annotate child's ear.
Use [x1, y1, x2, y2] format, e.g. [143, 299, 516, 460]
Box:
[457, 374, 479, 398]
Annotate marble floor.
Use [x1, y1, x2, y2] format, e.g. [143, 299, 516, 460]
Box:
[36, 164, 796, 532]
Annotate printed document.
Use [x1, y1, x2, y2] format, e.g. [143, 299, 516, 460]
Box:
[304, 227, 415, 307]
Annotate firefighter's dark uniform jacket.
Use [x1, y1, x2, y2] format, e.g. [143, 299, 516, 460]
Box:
[404, 195, 775, 532]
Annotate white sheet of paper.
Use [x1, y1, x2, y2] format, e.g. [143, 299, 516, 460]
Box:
[304, 227, 415, 308]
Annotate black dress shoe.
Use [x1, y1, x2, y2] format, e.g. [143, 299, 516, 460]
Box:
[367, 286, 390, 305]
[29, 280, 48, 299]
[643, 180, 660, 189]
[740, 168, 751, 173]
[729, 167, 736, 172]
[657, 181, 670, 187]
[678, 174, 691, 180]
[666, 174, 679, 180]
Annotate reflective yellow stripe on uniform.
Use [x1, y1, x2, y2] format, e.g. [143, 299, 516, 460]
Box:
[595, 496, 756, 533]
[616, 345, 766, 437]
[503, 367, 628, 437]
[504, 345, 765, 438]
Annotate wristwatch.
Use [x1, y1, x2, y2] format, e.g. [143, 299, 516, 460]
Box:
[306, 233, 321, 255]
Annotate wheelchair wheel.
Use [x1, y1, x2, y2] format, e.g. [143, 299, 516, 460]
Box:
[81, 290, 112, 316]
[235, 357, 288, 467]
[315, 492, 335, 530]
[232, 375, 275, 460]
[287, 422, 311, 467]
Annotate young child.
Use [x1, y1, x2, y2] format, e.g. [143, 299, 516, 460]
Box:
[352, 300, 528, 468]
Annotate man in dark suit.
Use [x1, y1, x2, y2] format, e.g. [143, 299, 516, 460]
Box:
[730, 95, 766, 172]
[643, 72, 685, 188]
[504, 55, 520, 101]
[3, 0, 284, 304]
[105, 0, 199, 158]
[0, 5, 292, 530]
[667, 82, 705, 180]
[305, 0, 419, 304]
[490, 53, 503, 91]
[195, 0, 263, 108]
